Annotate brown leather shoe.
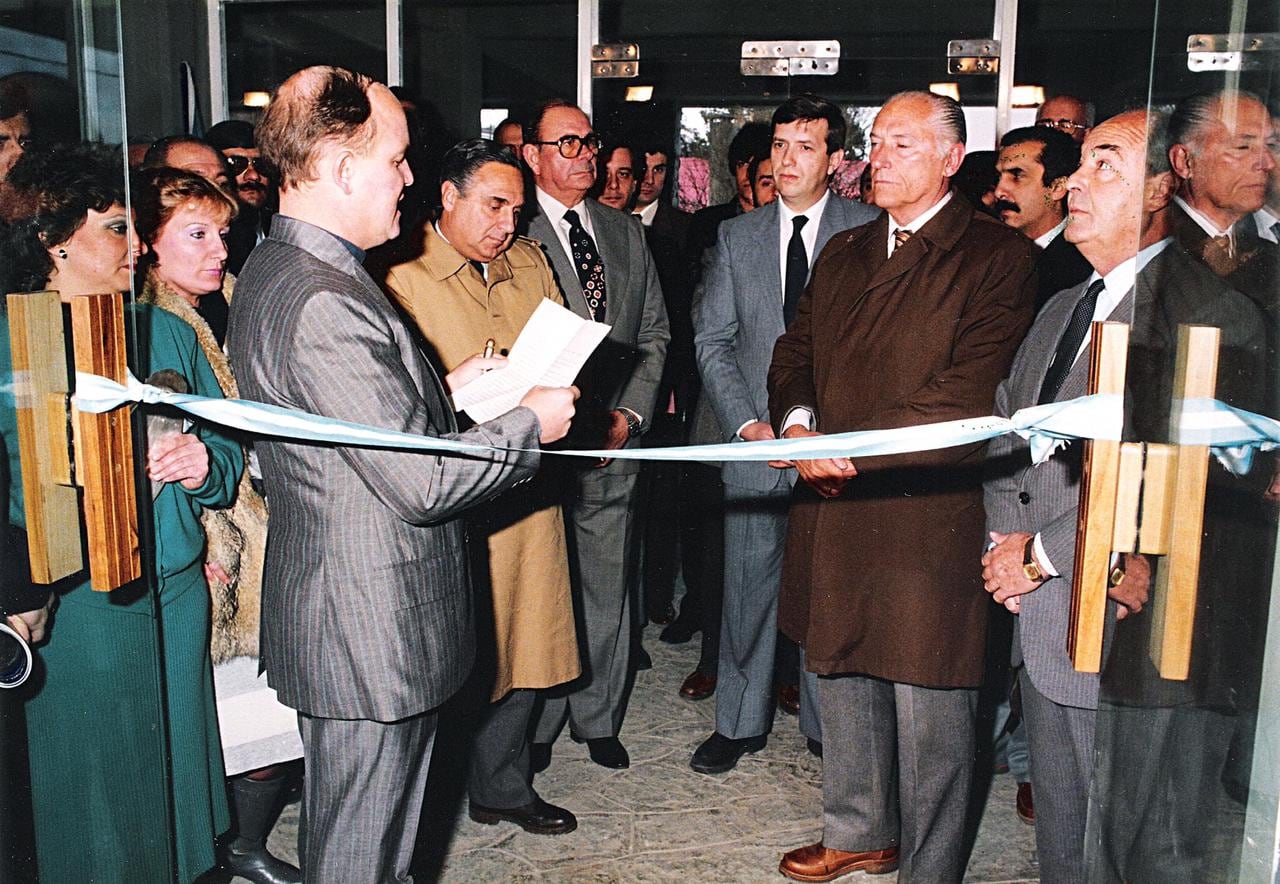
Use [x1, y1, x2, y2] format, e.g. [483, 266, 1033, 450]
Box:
[777, 684, 801, 716]
[779, 843, 898, 881]
[1016, 781, 1035, 825]
[679, 670, 716, 700]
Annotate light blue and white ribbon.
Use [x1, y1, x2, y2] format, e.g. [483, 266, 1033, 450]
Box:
[71, 371, 1277, 473]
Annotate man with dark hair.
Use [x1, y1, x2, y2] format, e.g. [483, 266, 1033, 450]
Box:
[227, 67, 578, 882]
[382, 138, 580, 837]
[686, 120, 773, 259]
[771, 90, 1035, 881]
[494, 117, 523, 150]
[207, 119, 275, 274]
[691, 93, 877, 776]
[995, 126, 1092, 310]
[1036, 94, 1095, 144]
[522, 99, 669, 772]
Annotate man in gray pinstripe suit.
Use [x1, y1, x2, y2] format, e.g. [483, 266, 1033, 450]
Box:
[227, 67, 577, 883]
[982, 109, 1263, 883]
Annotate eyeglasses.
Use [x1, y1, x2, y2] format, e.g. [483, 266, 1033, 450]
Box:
[225, 154, 267, 175]
[531, 133, 603, 159]
[1037, 118, 1088, 134]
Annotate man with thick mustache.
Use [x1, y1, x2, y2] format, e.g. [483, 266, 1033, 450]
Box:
[207, 119, 275, 275]
[993, 125, 1092, 311]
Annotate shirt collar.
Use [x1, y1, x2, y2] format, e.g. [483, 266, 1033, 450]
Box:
[1034, 216, 1069, 249]
[636, 200, 660, 226]
[1087, 236, 1175, 299]
[1175, 195, 1232, 238]
[896, 191, 952, 235]
[535, 186, 584, 224]
[332, 232, 365, 263]
[778, 188, 831, 229]
[1255, 207, 1280, 241]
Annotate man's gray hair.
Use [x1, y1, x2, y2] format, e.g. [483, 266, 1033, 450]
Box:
[883, 90, 967, 153]
[1168, 88, 1267, 154]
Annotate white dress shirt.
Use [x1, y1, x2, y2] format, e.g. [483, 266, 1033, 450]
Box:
[882, 191, 952, 258]
[1033, 236, 1173, 575]
[778, 189, 832, 297]
[535, 187, 598, 265]
[635, 199, 660, 227]
[1034, 216, 1069, 250]
[1255, 207, 1280, 243]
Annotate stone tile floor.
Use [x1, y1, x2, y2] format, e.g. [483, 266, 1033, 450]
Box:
[254, 625, 1040, 882]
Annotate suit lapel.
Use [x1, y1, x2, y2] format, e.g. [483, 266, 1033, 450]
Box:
[586, 200, 629, 325]
[530, 212, 591, 320]
[745, 202, 784, 325]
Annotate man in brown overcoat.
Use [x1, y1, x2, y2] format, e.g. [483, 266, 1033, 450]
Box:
[768, 91, 1037, 883]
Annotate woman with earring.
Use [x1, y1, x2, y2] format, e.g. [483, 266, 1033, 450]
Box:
[0, 143, 241, 882]
[134, 166, 301, 884]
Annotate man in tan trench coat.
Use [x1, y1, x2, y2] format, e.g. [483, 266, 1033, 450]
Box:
[768, 91, 1037, 882]
[382, 139, 581, 835]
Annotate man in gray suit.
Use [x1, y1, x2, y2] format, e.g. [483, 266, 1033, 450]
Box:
[982, 108, 1263, 883]
[227, 67, 577, 883]
[522, 99, 670, 770]
[691, 94, 877, 774]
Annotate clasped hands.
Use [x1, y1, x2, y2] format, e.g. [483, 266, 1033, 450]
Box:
[981, 531, 1150, 619]
[755, 423, 856, 498]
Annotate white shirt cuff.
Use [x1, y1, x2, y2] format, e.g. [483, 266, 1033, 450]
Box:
[1033, 533, 1059, 578]
[781, 407, 815, 432]
[735, 419, 758, 439]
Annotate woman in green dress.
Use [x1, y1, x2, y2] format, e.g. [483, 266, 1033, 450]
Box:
[0, 143, 241, 882]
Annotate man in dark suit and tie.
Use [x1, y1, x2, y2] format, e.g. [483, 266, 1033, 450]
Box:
[691, 94, 877, 775]
[982, 108, 1265, 883]
[522, 99, 670, 771]
[770, 91, 1036, 882]
[993, 125, 1092, 311]
[227, 66, 577, 883]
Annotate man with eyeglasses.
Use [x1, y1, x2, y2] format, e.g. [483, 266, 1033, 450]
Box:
[522, 98, 669, 773]
[208, 119, 276, 275]
[1035, 94, 1095, 144]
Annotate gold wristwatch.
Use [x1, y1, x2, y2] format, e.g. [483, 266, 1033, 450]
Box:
[1022, 536, 1045, 583]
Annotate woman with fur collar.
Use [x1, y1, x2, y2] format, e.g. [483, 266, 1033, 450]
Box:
[135, 166, 301, 884]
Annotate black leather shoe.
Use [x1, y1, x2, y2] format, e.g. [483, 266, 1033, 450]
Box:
[571, 733, 630, 768]
[220, 846, 302, 884]
[690, 731, 766, 774]
[634, 645, 653, 671]
[469, 796, 578, 835]
[530, 742, 552, 774]
[807, 738, 823, 759]
[647, 602, 676, 625]
[659, 616, 700, 644]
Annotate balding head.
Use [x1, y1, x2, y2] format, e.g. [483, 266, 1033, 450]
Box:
[1037, 95, 1094, 143]
[256, 66, 378, 192]
[257, 66, 413, 249]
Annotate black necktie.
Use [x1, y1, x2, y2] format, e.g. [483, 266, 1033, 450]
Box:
[1270, 221, 1280, 244]
[1038, 279, 1105, 404]
[564, 208, 607, 321]
[783, 215, 810, 327]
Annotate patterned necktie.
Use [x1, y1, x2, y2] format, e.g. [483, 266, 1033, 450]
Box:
[1201, 233, 1236, 277]
[783, 215, 810, 327]
[1038, 279, 1106, 405]
[564, 208, 607, 321]
[893, 227, 913, 253]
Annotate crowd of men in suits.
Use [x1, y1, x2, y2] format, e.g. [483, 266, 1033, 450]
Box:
[29, 65, 1270, 882]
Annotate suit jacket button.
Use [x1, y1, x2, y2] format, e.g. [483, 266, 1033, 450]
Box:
[1018, 491, 1031, 505]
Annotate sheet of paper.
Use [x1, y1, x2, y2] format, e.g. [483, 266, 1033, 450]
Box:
[451, 299, 611, 423]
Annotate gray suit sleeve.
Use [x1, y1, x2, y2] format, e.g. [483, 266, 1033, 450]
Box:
[692, 224, 760, 440]
[615, 223, 670, 423]
[288, 287, 541, 525]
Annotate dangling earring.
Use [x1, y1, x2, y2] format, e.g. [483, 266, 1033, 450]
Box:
[55, 248, 67, 259]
